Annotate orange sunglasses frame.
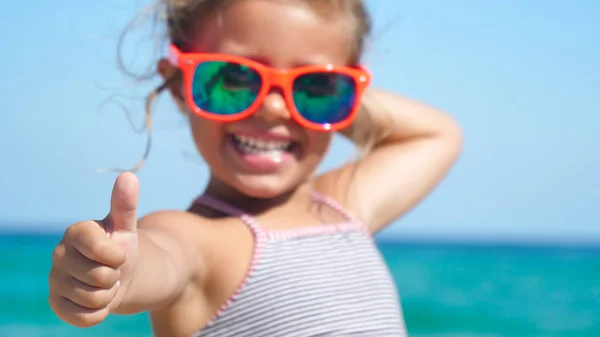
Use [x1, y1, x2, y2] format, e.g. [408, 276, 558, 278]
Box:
[168, 44, 372, 131]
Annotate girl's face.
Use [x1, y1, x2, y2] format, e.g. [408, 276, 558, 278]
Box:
[161, 0, 353, 199]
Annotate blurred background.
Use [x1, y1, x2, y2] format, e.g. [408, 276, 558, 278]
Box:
[1, 0, 598, 336]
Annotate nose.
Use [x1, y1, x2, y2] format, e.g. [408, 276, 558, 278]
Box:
[254, 89, 291, 122]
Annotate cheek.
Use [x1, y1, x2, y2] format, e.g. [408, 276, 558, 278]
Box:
[189, 117, 225, 159]
[304, 131, 333, 161]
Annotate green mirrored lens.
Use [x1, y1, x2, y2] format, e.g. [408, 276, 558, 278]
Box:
[292, 72, 356, 124]
[191, 61, 262, 115]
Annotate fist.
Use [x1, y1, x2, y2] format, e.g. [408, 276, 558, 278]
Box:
[48, 172, 140, 327]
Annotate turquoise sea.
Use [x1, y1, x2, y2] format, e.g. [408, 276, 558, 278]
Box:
[1, 233, 598, 337]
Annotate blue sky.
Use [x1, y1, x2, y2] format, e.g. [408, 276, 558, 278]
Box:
[0, 0, 598, 243]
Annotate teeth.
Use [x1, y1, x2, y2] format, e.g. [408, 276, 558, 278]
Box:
[265, 150, 283, 163]
[233, 134, 290, 151]
[232, 134, 291, 163]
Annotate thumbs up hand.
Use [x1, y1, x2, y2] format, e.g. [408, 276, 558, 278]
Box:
[49, 172, 140, 327]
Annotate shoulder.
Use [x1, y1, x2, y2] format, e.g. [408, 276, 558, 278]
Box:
[137, 209, 254, 277]
[139, 209, 245, 237]
[138, 209, 211, 236]
[137, 209, 231, 251]
[140, 209, 257, 312]
[137, 210, 221, 279]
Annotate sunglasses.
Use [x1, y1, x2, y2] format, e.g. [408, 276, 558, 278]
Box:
[168, 44, 372, 131]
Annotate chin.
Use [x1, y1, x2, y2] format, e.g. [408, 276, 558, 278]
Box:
[232, 175, 299, 200]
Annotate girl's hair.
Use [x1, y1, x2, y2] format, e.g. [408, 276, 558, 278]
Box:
[114, 0, 378, 175]
[165, 0, 371, 63]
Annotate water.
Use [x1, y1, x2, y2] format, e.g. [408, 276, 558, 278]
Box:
[1, 233, 598, 337]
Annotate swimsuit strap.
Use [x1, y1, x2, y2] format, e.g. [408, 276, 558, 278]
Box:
[194, 195, 264, 235]
[194, 195, 246, 217]
[310, 192, 359, 223]
[194, 192, 360, 234]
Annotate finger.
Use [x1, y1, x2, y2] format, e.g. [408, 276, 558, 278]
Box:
[106, 172, 139, 234]
[48, 293, 110, 328]
[60, 245, 121, 289]
[63, 221, 127, 267]
[49, 269, 118, 310]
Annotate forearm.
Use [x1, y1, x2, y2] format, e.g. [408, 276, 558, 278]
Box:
[340, 89, 462, 148]
[329, 88, 463, 231]
[112, 227, 192, 314]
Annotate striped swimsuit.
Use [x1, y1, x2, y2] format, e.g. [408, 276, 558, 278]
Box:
[192, 193, 407, 337]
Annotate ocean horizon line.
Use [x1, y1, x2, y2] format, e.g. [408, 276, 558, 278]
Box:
[1, 221, 599, 249]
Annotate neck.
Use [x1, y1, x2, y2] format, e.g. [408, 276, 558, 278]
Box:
[202, 174, 313, 215]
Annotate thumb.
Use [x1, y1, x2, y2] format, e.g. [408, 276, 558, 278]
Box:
[106, 172, 139, 234]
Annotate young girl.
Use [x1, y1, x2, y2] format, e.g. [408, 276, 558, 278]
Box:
[48, 0, 462, 336]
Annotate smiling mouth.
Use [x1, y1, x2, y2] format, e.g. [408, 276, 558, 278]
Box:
[230, 133, 300, 159]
